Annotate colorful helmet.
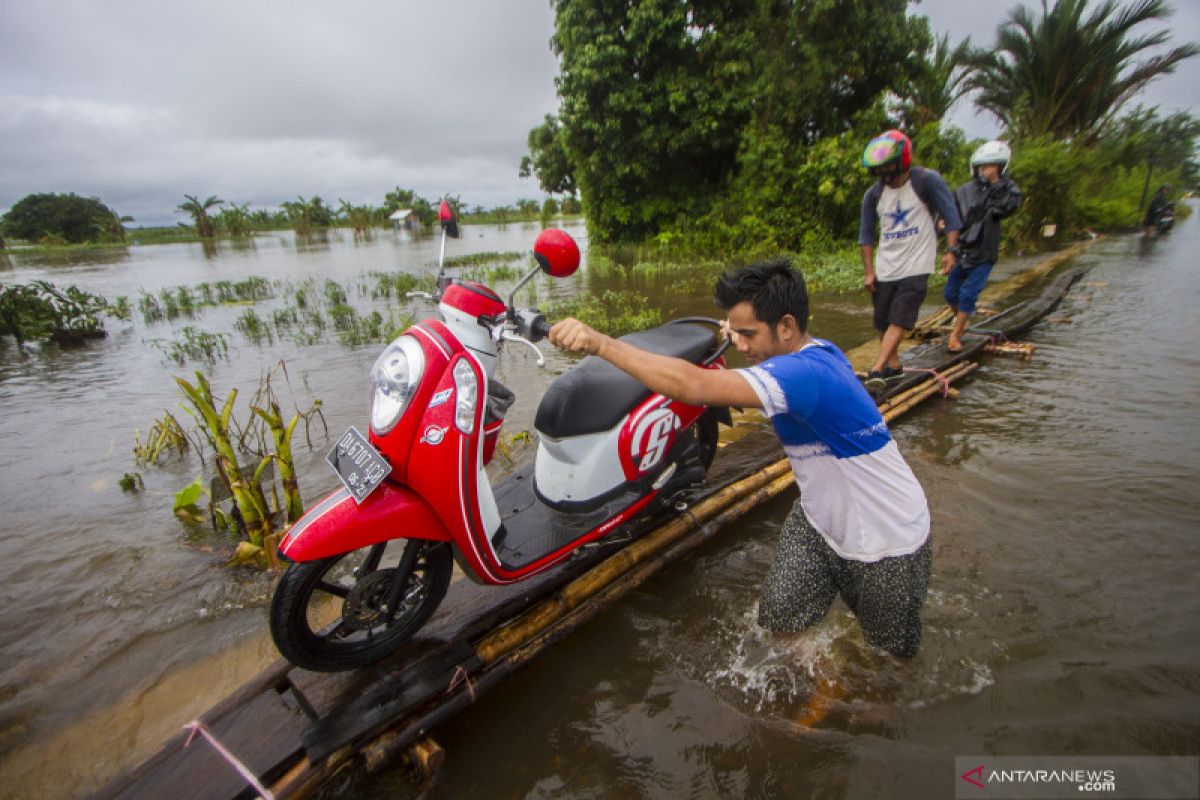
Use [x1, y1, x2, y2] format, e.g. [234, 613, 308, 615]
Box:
[862, 130, 912, 172]
[533, 228, 580, 278]
[970, 140, 1012, 175]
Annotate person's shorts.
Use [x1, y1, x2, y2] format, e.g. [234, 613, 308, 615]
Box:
[872, 273, 930, 331]
[757, 501, 932, 658]
[943, 260, 994, 314]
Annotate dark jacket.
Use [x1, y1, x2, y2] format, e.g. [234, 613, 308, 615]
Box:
[1144, 191, 1171, 227]
[954, 176, 1021, 267]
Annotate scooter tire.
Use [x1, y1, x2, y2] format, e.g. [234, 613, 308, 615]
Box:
[270, 540, 452, 672]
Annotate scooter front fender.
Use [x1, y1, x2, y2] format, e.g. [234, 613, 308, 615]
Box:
[279, 482, 451, 562]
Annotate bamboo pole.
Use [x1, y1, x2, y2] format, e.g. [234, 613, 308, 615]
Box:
[875, 363, 975, 416]
[910, 305, 954, 337]
[361, 734, 444, 777]
[985, 342, 1036, 357]
[882, 364, 978, 421]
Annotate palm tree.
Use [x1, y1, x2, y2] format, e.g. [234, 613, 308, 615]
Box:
[177, 194, 224, 238]
[281, 196, 333, 236]
[905, 33, 974, 127]
[965, 0, 1199, 141]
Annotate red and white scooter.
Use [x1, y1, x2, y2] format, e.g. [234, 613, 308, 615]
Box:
[270, 209, 730, 671]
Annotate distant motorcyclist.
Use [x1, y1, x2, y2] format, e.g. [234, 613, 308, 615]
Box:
[1143, 184, 1173, 236]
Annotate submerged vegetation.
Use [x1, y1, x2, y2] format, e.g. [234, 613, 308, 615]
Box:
[158, 363, 326, 568]
[0, 280, 124, 347]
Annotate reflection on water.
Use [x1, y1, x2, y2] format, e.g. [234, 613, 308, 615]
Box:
[2, 218, 1199, 797]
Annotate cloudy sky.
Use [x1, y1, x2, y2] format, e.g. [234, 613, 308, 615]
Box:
[2, 0, 1197, 226]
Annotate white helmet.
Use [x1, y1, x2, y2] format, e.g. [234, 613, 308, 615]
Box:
[971, 140, 1012, 175]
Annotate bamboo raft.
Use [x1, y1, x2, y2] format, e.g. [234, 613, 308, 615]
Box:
[97, 265, 1088, 800]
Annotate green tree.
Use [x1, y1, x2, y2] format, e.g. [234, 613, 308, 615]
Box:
[1, 192, 126, 244]
[520, 114, 577, 196]
[965, 0, 1199, 141]
[1101, 105, 1200, 178]
[383, 186, 416, 213]
[281, 196, 334, 235]
[216, 202, 254, 237]
[549, 0, 751, 242]
[177, 194, 224, 238]
[721, 2, 930, 248]
[902, 33, 974, 127]
[544, 0, 930, 243]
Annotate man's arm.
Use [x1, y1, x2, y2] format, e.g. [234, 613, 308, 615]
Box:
[860, 244, 877, 292]
[859, 187, 880, 292]
[548, 319, 763, 409]
[989, 180, 1022, 219]
[924, 169, 963, 233]
[940, 228, 960, 275]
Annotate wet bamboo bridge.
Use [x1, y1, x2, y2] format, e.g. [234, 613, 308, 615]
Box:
[97, 244, 1092, 800]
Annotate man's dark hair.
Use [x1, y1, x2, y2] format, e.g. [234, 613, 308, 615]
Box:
[713, 258, 809, 332]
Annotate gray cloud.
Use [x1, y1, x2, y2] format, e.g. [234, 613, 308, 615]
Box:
[1, 0, 560, 224]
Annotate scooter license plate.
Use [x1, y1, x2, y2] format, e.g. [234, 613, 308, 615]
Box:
[325, 426, 392, 504]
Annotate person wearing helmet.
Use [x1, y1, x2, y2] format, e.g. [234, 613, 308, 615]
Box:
[944, 141, 1022, 352]
[1143, 184, 1172, 236]
[858, 130, 962, 388]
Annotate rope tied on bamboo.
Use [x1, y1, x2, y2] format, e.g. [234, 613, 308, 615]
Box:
[969, 326, 1008, 344]
[447, 664, 476, 703]
[183, 720, 276, 800]
[901, 366, 953, 397]
[676, 502, 717, 540]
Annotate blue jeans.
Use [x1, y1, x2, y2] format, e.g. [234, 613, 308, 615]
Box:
[943, 261, 994, 314]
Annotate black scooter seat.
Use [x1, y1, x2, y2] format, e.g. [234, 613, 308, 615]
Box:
[535, 322, 715, 439]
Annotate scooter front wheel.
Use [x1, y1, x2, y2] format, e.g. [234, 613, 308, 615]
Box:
[270, 539, 452, 672]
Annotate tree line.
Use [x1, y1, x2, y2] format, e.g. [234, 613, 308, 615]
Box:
[0, 188, 584, 248]
[520, 0, 1200, 252]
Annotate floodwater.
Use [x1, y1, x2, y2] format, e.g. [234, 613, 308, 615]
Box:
[1, 216, 1198, 797]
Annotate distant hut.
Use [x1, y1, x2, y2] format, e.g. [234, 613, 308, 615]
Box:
[389, 209, 421, 231]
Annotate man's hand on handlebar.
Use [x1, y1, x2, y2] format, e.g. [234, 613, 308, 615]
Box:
[549, 317, 606, 357]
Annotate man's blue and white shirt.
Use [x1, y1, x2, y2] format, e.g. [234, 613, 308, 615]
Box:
[738, 339, 929, 561]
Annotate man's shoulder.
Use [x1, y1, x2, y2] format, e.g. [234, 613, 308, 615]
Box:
[760, 341, 845, 374]
[913, 165, 951, 189]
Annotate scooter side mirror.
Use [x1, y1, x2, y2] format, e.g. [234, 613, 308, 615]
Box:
[533, 228, 580, 278]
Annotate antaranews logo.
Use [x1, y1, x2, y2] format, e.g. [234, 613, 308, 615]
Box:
[961, 764, 986, 789]
[956, 755, 1199, 799]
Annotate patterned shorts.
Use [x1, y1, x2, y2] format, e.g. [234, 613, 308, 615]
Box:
[757, 501, 932, 658]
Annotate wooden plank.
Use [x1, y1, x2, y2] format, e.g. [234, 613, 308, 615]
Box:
[102, 689, 307, 800]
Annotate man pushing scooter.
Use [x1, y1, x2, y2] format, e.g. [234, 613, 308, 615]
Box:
[550, 259, 932, 658]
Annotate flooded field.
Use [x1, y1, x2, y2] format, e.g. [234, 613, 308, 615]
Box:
[1, 218, 1197, 797]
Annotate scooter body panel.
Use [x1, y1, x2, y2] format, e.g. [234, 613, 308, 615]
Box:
[279, 483, 451, 562]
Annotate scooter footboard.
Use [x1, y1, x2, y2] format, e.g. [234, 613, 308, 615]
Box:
[279, 483, 451, 562]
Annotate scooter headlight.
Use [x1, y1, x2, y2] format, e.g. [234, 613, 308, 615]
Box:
[452, 358, 478, 435]
[370, 335, 425, 434]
